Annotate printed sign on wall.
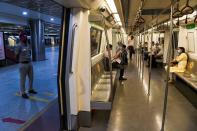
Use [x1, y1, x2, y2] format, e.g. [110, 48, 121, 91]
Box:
[0, 32, 5, 60]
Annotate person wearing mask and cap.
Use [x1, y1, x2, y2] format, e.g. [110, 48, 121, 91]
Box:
[167, 47, 188, 82]
[15, 31, 37, 99]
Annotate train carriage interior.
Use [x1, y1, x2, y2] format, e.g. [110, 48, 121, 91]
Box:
[0, 0, 197, 131]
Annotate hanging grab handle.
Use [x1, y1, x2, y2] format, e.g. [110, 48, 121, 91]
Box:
[172, 2, 182, 18]
[181, 0, 194, 15]
[185, 15, 188, 24]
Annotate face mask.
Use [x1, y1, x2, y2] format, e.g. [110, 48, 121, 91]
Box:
[177, 49, 181, 53]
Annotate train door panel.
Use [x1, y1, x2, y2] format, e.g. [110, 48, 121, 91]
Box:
[65, 8, 91, 127]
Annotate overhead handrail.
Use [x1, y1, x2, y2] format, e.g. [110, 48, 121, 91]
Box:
[173, 1, 182, 26]
[138, 16, 145, 24]
[173, 2, 182, 18]
[181, 0, 194, 15]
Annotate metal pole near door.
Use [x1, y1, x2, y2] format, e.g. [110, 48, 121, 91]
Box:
[160, 1, 174, 130]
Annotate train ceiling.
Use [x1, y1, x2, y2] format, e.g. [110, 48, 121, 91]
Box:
[119, 0, 197, 33]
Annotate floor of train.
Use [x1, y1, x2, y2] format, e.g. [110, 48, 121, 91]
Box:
[0, 47, 59, 131]
[80, 61, 197, 131]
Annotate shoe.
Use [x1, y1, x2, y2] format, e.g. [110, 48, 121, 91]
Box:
[119, 77, 127, 81]
[22, 93, 29, 99]
[29, 89, 37, 94]
[168, 80, 174, 83]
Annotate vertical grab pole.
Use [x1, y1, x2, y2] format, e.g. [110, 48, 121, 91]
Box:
[160, 2, 174, 131]
[135, 35, 137, 65]
[137, 29, 140, 69]
[148, 25, 153, 96]
[135, 34, 138, 66]
[139, 32, 141, 73]
[140, 32, 143, 76]
[142, 26, 146, 80]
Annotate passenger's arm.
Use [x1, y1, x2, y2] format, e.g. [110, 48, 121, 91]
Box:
[113, 51, 121, 60]
[176, 53, 184, 62]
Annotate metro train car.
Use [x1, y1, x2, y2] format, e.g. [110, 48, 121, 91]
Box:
[0, 0, 197, 131]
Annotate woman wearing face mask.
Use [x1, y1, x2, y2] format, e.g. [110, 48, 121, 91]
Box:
[168, 47, 188, 82]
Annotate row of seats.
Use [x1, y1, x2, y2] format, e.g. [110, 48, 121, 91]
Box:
[91, 58, 117, 110]
[174, 58, 197, 108]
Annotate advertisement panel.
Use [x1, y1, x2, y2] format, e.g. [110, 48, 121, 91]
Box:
[0, 32, 5, 60]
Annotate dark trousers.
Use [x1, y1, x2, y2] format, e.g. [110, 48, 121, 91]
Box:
[128, 46, 134, 60]
[147, 55, 157, 67]
[112, 62, 124, 79]
[103, 57, 110, 71]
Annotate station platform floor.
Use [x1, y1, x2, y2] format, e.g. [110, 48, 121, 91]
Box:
[0, 47, 59, 131]
[80, 60, 197, 131]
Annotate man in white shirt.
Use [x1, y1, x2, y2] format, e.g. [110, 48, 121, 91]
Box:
[127, 36, 135, 60]
[103, 44, 113, 71]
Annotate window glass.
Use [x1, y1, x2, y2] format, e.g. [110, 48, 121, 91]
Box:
[90, 27, 102, 57]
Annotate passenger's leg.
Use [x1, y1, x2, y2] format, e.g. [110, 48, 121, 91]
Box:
[119, 67, 127, 80]
[152, 56, 157, 68]
[19, 64, 28, 98]
[112, 62, 119, 69]
[28, 63, 33, 90]
[168, 73, 174, 83]
[130, 52, 132, 60]
[28, 63, 37, 94]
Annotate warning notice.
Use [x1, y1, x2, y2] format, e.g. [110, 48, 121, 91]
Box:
[0, 32, 5, 60]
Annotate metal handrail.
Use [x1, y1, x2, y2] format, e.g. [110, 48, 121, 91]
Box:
[180, 0, 194, 15]
[172, 2, 183, 18]
[69, 23, 78, 73]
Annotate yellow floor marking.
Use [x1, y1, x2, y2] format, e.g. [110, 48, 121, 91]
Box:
[15, 93, 49, 103]
[43, 92, 55, 96]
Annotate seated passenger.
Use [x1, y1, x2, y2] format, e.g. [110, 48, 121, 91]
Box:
[168, 47, 188, 82]
[154, 44, 164, 59]
[146, 42, 158, 67]
[103, 44, 112, 71]
[112, 44, 128, 81]
[143, 42, 149, 60]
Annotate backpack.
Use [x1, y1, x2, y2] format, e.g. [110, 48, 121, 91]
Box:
[121, 50, 128, 65]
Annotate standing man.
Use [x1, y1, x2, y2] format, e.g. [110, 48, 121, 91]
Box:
[112, 44, 127, 81]
[127, 35, 135, 61]
[16, 31, 37, 99]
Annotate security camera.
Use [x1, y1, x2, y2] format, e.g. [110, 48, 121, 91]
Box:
[99, 6, 106, 12]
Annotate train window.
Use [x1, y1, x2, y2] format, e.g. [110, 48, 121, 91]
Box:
[90, 27, 102, 57]
[187, 32, 195, 53]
